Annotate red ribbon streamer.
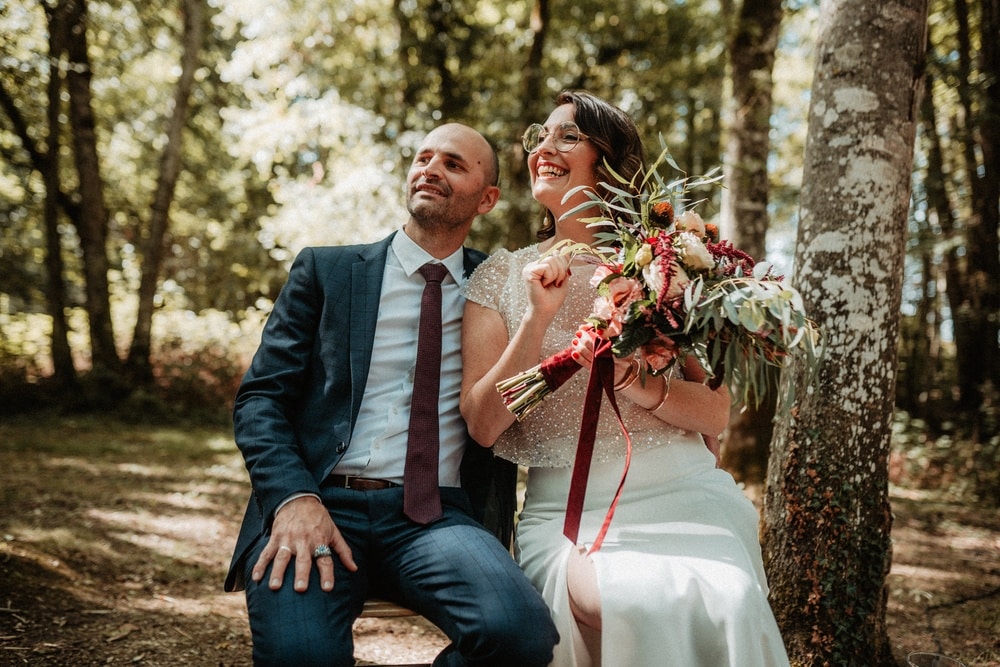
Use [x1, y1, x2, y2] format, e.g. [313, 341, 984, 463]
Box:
[562, 339, 634, 554]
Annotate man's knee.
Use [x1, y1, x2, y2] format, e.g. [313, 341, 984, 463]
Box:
[465, 603, 558, 667]
[246, 580, 356, 667]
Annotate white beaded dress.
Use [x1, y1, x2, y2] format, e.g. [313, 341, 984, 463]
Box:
[464, 246, 790, 667]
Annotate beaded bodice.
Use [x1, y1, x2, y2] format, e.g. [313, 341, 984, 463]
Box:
[463, 245, 696, 467]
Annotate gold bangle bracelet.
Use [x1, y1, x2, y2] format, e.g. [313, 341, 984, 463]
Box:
[614, 359, 640, 391]
[648, 374, 670, 412]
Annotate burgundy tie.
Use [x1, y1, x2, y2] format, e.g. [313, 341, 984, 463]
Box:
[404, 262, 449, 524]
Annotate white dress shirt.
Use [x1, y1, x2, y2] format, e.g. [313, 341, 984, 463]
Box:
[332, 229, 468, 487]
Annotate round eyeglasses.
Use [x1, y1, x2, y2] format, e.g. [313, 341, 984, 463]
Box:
[522, 122, 590, 153]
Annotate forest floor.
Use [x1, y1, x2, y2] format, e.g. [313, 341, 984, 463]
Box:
[0, 415, 997, 666]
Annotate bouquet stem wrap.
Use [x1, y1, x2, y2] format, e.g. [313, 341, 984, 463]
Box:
[495, 346, 582, 421]
[563, 338, 633, 554]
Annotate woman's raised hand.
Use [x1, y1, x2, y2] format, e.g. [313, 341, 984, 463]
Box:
[522, 253, 572, 320]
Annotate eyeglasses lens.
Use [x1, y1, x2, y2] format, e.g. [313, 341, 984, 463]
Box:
[522, 123, 585, 153]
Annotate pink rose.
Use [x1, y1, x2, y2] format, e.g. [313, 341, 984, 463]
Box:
[590, 264, 617, 288]
[639, 338, 679, 373]
[606, 275, 644, 308]
[591, 275, 643, 338]
[592, 295, 623, 337]
[675, 210, 706, 236]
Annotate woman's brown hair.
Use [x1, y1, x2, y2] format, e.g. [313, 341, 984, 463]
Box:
[536, 90, 647, 241]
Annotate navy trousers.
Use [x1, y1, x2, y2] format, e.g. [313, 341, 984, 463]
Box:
[244, 486, 558, 666]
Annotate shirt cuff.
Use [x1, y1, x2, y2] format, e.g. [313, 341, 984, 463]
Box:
[275, 492, 321, 516]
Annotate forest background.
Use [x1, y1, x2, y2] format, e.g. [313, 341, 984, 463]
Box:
[0, 0, 998, 665]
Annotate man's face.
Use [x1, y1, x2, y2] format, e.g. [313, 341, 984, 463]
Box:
[406, 124, 498, 232]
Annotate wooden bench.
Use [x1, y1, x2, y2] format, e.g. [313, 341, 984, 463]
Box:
[360, 597, 419, 619]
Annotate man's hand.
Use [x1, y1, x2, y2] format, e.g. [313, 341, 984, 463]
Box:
[251, 495, 357, 593]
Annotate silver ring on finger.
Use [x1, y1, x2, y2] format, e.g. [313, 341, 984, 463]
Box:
[312, 544, 333, 559]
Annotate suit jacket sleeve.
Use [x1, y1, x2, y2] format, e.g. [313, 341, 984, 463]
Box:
[232, 247, 349, 528]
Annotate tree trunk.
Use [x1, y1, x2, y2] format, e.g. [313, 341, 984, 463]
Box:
[65, 0, 120, 376]
[504, 0, 549, 251]
[126, 0, 204, 381]
[967, 0, 1000, 413]
[762, 1, 928, 665]
[966, 0, 1000, 495]
[718, 0, 783, 483]
[43, 0, 76, 386]
[949, 0, 1000, 419]
[910, 60, 951, 426]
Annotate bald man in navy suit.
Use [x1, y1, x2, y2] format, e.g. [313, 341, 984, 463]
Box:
[226, 123, 557, 666]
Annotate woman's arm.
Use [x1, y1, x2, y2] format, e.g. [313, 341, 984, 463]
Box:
[461, 256, 571, 446]
[634, 356, 731, 437]
[570, 330, 731, 437]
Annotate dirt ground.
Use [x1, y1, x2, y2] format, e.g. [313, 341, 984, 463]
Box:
[0, 417, 997, 666]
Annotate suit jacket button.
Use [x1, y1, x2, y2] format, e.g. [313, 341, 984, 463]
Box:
[336, 442, 347, 454]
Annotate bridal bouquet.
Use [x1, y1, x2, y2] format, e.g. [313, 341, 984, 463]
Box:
[496, 149, 821, 421]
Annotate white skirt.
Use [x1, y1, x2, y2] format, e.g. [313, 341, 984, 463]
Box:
[515, 438, 790, 667]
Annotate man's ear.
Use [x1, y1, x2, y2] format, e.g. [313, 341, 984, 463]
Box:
[478, 185, 501, 214]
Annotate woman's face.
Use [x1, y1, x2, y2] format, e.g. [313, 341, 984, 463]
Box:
[527, 103, 601, 220]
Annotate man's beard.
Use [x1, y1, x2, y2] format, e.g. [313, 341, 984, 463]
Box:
[407, 195, 477, 233]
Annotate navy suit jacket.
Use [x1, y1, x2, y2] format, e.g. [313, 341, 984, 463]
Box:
[225, 232, 515, 592]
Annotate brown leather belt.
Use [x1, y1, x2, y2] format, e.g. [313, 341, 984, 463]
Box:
[325, 475, 400, 491]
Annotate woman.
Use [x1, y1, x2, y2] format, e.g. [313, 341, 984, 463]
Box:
[460, 90, 789, 666]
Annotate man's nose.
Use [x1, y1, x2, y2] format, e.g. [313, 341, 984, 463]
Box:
[422, 156, 444, 178]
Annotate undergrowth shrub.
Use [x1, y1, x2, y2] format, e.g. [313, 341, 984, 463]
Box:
[0, 307, 268, 424]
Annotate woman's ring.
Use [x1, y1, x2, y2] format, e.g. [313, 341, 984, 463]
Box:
[278, 545, 292, 553]
[312, 544, 333, 559]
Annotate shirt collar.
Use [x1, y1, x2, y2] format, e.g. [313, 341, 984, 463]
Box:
[392, 229, 465, 283]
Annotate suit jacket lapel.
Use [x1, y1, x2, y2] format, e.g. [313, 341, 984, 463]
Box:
[349, 233, 395, 422]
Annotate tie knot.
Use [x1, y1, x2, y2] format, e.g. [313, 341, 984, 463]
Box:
[419, 262, 449, 285]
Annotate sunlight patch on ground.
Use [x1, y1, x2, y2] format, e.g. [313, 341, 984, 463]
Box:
[107, 530, 201, 562]
[945, 533, 1000, 551]
[5, 526, 124, 570]
[889, 563, 968, 582]
[116, 462, 174, 477]
[86, 508, 233, 564]
[129, 591, 248, 619]
[46, 456, 108, 477]
[207, 459, 249, 481]
[0, 538, 76, 578]
[126, 486, 232, 511]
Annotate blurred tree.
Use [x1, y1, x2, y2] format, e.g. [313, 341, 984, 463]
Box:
[895, 0, 1000, 499]
[1, 0, 282, 377]
[126, 0, 203, 382]
[717, 0, 784, 483]
[899, 41, 950, 427]
[948, 0, 999, 425]
[41, 0, 76, 385]
[762, 0, 928, 664]
[64, 0, 120, 378]
[504, 0, 550, 252]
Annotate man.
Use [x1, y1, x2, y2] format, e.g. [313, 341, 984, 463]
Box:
[225, 123, 558, 666]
